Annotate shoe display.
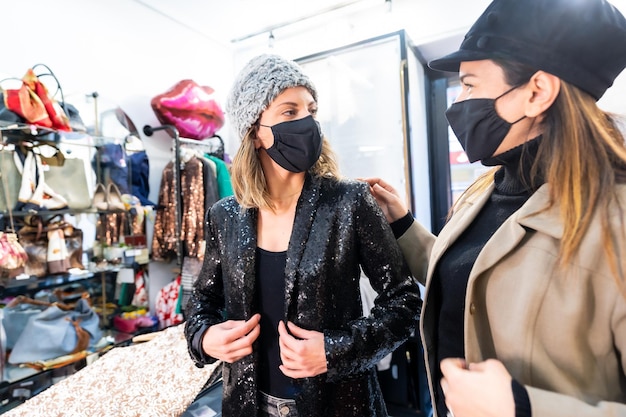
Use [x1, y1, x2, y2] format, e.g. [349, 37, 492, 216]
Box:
[92, 183, 108, 211]
[106, 182, 126, 211]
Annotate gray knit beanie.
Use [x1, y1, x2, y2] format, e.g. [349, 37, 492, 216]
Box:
[226, 54, 318, 140]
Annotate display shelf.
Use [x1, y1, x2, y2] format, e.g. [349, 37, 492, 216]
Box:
[0, 265, 127, 298]
[0, 121, 120, 146]
[0, 207, 126, 217]
[1, 271, 97, 297]
[0, 118, 155, 412]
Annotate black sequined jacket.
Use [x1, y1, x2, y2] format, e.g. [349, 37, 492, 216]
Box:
[185, 173, 421, 417]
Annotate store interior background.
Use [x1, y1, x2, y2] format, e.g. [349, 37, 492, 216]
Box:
[2, 0, 626, 312]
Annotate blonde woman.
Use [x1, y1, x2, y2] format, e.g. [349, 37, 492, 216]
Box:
[185, 54, 420, 417]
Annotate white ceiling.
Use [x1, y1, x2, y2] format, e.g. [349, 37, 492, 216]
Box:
[137, 0, 626, 59]
[135, 0, 382, 46]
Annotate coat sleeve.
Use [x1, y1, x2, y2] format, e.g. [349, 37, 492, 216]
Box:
[397, 220, 435, 286]
[324, 184, 422, 380]
[184, 204, 226, 366]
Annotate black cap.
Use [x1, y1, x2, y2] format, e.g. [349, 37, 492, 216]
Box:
[429, 0, 626, 100]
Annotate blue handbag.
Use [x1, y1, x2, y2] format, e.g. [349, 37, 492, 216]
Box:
[2, 300, 46, 350]
[8, 295, 101, 364]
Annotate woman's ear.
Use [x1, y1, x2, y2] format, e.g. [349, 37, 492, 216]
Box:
[525, 71, 561, 117]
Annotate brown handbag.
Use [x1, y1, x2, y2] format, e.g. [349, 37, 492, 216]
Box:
[17, 216, 84, 277]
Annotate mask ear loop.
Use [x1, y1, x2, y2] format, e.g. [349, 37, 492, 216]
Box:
[494, 83, 529, 125]
[494, 84, 521, 101]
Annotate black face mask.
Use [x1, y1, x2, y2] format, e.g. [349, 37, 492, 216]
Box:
[260, 115, 323, 173]
[445, 85, 526, 163]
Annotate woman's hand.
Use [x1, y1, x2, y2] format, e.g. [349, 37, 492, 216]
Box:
[361, 177, 408, 223]
[278, 321, 327, 378]
[440, 358, 515, 417]
[201, 314, 261, 363]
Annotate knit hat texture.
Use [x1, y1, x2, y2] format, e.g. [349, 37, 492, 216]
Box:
[226, 54, 318, 139]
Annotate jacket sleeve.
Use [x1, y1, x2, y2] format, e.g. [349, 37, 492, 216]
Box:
[184, 204, 226, 366]
[324, 184, 422, 380]
[397, 220, 435, 286]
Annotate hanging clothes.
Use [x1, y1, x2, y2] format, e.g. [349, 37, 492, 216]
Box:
[127, 150, 155, 207]
[154, 274, 183, 328]
[92, 143, 129, 195]
[205, 154, 233, 199]
[151, 156, 206, 261]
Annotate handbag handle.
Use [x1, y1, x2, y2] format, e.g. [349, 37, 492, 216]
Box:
[18, 141, 65, 167]
[31, 63, 68, 117]
[7, 294, 74, 311]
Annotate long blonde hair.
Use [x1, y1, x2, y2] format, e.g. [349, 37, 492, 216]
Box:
[455, 77, 626, 293]
[230, 127, 340, 210]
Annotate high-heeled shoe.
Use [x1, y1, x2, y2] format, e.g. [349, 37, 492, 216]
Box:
[106, 183, 126, 211]
[92, 183, 108, 211]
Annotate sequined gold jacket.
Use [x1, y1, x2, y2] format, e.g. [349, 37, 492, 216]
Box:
[185, 173, 421, 417]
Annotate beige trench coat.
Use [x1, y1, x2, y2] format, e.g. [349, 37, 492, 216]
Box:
[399, 183, 626, 417]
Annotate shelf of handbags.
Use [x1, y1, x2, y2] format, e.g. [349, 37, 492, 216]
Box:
[0, 264, 158, 413]
[0, 271, 122, 412]
[0, 123, 158, 411]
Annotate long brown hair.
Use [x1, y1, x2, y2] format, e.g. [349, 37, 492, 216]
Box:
[453, 59, 626, 293]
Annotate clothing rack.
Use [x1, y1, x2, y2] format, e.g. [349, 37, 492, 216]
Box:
[177, 135, 224, 160]
[143, 124, 184, 267]
[144, 126, 226, 267]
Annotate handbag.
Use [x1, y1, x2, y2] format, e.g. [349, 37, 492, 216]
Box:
[0, 152, 29, 279]
[17, 215, 84, 277]
[14, 145, 68, 211]
[2, 145, 92, 211]
[2, 299, 46, 350]
[2, 64, 71, 131]
[45, 156, 92, 209]
[0, 232, 29, 279]
[181, 377, 223, 417]
[7, 294, 102, 364]
[0, 148, 21, 212]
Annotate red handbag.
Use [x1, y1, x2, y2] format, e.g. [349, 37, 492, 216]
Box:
[150, 79, 224, 140]
[3, 65, 71, 131]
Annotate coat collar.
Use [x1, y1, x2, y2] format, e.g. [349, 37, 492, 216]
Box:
[431, 183, 562, 281]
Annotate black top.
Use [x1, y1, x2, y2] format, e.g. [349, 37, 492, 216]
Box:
[392, 138, 541, 417]
[255, 247, 298, 398]
[434, 139, 541, 417]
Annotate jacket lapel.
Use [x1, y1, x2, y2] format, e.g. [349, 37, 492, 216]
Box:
[426, 183, 560, 308]
[429, 184, 495, 270]
[284, 173, 321, 319]
[238, 206, 258, 318]
[471, 184, 561, 279]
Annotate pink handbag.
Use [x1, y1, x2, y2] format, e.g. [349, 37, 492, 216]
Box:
[150, 80, 224, 140]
